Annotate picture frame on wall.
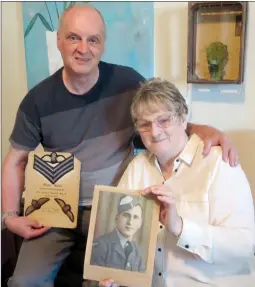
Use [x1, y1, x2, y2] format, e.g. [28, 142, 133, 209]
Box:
[235, 14, 242, 37]
[83, 185, 160, 287]
[187, 1, 248, 84]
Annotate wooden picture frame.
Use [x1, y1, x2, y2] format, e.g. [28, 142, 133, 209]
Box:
[83, 185, 160, 287]
[235, 14, 242, 37]
[187, 1, 248, 84]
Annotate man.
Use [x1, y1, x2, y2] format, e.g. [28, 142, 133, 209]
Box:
[2, 4, 238, 287]
[91, 195, 145, 272]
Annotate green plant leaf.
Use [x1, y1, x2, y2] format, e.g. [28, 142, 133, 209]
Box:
[38, 14, 54, 31]
[63, 1, 68, 11]
[24, 14, 39, 38]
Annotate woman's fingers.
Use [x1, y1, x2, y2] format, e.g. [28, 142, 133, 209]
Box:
[157, 195, 174, 204]
[143, 185, 173, 195]
[152, 189, 172, 196]
[142, 185, 163, 195]
[99, 279, 117, 287]
[142, 185, 175, 205]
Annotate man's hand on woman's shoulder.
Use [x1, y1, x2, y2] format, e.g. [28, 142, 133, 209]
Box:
[187, 123, 239, 167]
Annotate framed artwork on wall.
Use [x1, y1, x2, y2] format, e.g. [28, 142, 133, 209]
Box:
[187, 1, 248, 84]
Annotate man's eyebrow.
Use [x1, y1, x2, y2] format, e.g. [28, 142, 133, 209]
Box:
[66, 31, 81, 37]
[88, 34, 103, 39]
[66, 32, 102, 38]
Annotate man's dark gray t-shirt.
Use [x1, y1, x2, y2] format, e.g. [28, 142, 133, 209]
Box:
[10, 61, 144, 205]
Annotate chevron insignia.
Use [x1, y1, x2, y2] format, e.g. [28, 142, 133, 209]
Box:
[33, 153, 74, 184]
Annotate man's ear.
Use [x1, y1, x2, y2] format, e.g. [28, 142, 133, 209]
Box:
[57, 31, 61, 51]
[139, 217, 143, 228]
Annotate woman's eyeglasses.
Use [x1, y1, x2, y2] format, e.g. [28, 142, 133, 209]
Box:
[135, 114, 176, 133]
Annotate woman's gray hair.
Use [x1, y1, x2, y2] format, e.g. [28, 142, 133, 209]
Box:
[131, 77, 188, 123]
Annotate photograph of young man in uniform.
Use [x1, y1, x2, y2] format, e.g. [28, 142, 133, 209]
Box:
[90, 195, 145, 272]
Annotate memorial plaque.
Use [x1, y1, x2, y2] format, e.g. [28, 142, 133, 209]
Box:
[24, 151, 81, 228]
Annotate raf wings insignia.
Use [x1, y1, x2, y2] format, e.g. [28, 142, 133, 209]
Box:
[33, 152, 74, 184]
[54, 198, 74, 222]
[41, 152, 66, 164]
[25, 198, 50, 216]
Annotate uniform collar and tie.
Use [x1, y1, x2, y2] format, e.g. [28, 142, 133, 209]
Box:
[116, 229, 130, 249]
[114, 230, 134, 269]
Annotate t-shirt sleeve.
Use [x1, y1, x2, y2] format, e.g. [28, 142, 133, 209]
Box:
[10, 92, 42, 151]
[130, 67, 146, 86]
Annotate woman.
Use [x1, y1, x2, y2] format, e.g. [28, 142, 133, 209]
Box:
[100, 78, 255, 287]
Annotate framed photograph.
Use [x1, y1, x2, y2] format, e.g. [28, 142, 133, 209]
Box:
[83, 185, 160, 287]
[187, 1, 248, 84]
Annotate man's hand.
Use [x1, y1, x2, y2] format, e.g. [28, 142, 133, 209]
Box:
[5, 216, 50, 239]
[142, 185, 182, 237]
[99, 279, 119, 287]
[188, 124, 239, 167]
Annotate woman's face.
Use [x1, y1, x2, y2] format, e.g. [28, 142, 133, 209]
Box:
[136, 109, 187, 158]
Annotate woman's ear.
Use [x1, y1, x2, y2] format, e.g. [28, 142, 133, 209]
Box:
[182, 114, 188, 130]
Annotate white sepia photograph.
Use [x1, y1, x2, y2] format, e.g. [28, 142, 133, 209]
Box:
[83, 185, 159, 287]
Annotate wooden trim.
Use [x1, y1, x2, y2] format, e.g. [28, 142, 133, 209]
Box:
[187, 1, 248, 84]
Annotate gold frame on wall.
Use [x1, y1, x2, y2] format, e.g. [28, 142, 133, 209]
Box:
[187, 1, 248, 84]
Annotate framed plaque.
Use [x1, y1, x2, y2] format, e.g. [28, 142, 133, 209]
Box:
[83, 185, 160, 287]
[24, 151, 81, 228]
[187, 1, 248, 84]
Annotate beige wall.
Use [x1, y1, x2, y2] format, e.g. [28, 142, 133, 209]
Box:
[226, 130, 255, 199]
[154, 2, 255, 195]
[2, 2, 254, 194]
[154, 2, 255, 128]
[2, 2, 27, 161]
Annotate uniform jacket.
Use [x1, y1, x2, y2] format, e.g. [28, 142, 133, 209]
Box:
[91, 230, 145, 272]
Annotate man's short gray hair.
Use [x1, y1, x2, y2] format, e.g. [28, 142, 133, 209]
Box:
[58, 4, 106, 38]
[131, 78, 188, 123]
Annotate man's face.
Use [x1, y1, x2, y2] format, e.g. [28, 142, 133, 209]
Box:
[116, 205, 143, 240]
[57, 7, 105, 76]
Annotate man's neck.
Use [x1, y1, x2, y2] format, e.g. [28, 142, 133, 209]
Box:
[62, 67, 99, 95]
[116, 229, 132, 246]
